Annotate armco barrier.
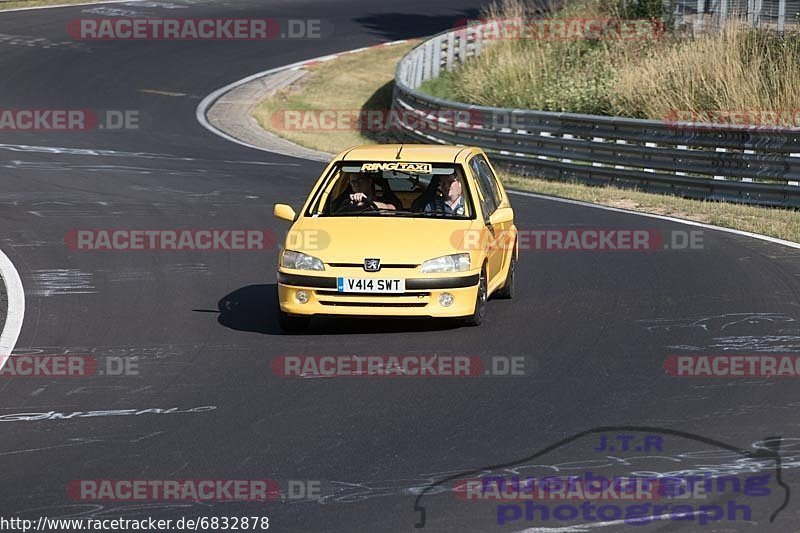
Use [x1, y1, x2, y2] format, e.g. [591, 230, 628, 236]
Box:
[392, 23, 800, 207]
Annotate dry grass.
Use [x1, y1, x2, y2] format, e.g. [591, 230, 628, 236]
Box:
[0, 0, 99, 9]
[252, 30, 800, 244]
[252, 41, 419, 154]
[612, 21, 800, 118]
[424, 0, 800, 120]
[504, 175, 800, 242]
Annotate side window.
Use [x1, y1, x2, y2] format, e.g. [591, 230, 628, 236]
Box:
[469, 156, 499, 216]
[476, 157, 503, 207]
[307, 168, 342, 215]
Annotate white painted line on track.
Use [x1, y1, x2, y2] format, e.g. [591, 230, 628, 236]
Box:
[0, 246, 25, 368]
[195, 41, 410, 154]
[196, 45, 800, 251]
[508, 189, 800, 250]
[0, 0, 130, 13]
[512, 511, 706, 532]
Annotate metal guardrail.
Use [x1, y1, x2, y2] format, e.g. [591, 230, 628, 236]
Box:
[392, 24, 800, 207]
[671, 0, 800, 34]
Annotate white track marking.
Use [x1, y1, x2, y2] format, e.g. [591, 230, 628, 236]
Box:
[196, 46, 800, 251]
[0, 246, 25, 369]
[0, 0, 130, 13]
[508, 189, 800, 250]
[512, 511, 706, 532]
[195, 41, 409, 154]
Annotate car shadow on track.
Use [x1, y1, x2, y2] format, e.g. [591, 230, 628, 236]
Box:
[206, 284, 463, 335]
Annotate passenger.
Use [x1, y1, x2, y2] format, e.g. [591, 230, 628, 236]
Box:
[424, 174, 465, 215]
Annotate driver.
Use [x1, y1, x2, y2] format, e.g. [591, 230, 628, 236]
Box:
[333, 172, 400, 211]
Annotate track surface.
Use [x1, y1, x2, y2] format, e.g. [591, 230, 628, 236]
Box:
[1, 1, 800, 531]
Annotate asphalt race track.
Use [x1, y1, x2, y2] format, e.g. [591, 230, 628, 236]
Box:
[1, 1, 800, 531]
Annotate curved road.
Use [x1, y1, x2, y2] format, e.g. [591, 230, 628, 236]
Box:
[1, 1, 800, 531]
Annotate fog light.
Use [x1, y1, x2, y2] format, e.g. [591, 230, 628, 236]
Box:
[439, 293, 454, 307]
[296, 290, 309, 304]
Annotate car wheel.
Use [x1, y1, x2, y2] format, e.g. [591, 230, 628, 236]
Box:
[463, 268, 487, 327]
[494, 253, 516, 300]
[278, 309, 310, 332]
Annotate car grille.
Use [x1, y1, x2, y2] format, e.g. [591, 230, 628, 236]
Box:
[316, 289, 430, 308]
[326, 263, 418, 269]
[318, 301, 428, 308]
[315, 290, 430, 298]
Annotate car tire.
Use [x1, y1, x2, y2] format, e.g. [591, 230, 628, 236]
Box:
[462, 268, 487, 327]
[494, 253, 516, 300]
[278, 309, 310, 333]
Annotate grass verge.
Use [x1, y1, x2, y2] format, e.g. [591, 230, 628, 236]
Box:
[251, 38, 800, 243]
[0, 0, 104, 9]
[252, 41, 419, 154]
[420, 0, 800, 120]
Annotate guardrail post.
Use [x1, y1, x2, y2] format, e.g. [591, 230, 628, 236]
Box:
[645, 142, 657, 172]
[445, 31, 455, 70]
[743, 149, 755, 181]
[474, 25, 483, 56]
[676, 145, 688, 175]
[719, 0, 728, 29]
[615, 140, 627, 169]
[414, 52, 424, 89]
[592, 137, 604, 166]
[431, 38, 441, 79]
[423, 40, 434, 81]
[539, 132, 551, 160]
[695, 0, 705, 32]
[714, 147, 727, 180]
[778, 0, 786, 31]
[561, 134, 574, 163]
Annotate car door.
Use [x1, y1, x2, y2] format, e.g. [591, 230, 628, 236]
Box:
[468, 155, 503, 286]
[476, 154, 515, 273]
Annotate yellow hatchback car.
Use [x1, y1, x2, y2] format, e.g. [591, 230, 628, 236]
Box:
[273, 144, 517, 331]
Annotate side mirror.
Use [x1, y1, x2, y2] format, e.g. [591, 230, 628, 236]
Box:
[489, 207, 514, 226]
[274, 204, 296, 222]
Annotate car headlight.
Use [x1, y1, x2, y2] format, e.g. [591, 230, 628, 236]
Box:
[281, 250, 325, 271]
[420, 253, 471, 273]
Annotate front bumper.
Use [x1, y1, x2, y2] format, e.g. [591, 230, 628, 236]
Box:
[277, 270, 480, 318]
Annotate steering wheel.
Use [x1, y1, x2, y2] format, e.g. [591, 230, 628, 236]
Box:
[353, 199, 381, 213]
[339, 196, 378, 213]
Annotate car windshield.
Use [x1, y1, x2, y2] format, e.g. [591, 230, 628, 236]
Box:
[305, 161, 474, 219]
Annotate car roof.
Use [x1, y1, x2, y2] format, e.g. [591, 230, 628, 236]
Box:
[338, 144, 477, 164]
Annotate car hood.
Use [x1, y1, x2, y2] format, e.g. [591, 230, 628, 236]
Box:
[288, 216, 480, 265]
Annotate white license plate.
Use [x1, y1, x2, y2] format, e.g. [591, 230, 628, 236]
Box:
[337, 278, 405, 293]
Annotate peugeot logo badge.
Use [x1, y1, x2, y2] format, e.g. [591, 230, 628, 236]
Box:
[364, 258, 381, 272]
